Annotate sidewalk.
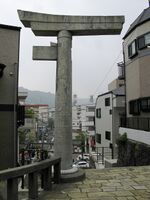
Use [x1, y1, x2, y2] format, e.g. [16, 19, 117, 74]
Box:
[36, 165, 150, 200]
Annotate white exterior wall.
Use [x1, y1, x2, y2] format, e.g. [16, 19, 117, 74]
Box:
[72, 104, 95, 136]
[49, 107, 55, 119]
[38, 105, 49, 124]
[18, 92, 28, 105]
[119, 127, 150, 145]
[96, 93, 125, 149]
[72, 105, 81, 130]
[95, 93, 112, 148]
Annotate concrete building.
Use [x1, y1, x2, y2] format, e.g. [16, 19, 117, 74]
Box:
[25, 104, 49, 134]
[95, 86, 125, 154]
[119, 5, 150, 144]
[0, 24, 21, 170]
[72, 104, 95, 152]
[49, 107, 55, 119]
[18, 91, 28, 105]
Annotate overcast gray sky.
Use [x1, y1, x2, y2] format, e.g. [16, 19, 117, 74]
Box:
[0, 0, 148, 98]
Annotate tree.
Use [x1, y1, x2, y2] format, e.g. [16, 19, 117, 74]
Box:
[75, 132, 85, 153]
[25, 108, 35, 118]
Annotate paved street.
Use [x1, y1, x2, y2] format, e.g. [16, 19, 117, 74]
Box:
[34, 165, 150, 200]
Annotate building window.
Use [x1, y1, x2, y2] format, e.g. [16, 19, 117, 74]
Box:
[87, 107, 95, 112]
[129, 100, 140, 115]
[105, 98, 110, 107]
[88, 126, 95, 131]
[140, 97, 150, 112]
[138, 32, 150, 49]
[145, 33, 150, 45]
[96, 134, 101, 144]
[105, 131, 111, 140]
[87, 116, 94, 121]
[96, 108, 101, 118]
[128, 40, 137, 58]
[138, 36, 145, 49]
[109, 109, 112, 115]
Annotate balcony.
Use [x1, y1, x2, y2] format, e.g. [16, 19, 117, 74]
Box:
[120, 117, 150, 132]
[120, 117, 150, 145]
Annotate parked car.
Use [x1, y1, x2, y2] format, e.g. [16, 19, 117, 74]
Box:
[73, 160, 89, 168]
[76, 154, 90, 161]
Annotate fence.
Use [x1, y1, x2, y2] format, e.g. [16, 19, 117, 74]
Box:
[0, 157, 61, 200]
[95, 147, 113, 164]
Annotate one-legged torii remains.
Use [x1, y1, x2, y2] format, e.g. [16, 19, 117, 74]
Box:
[18, 10, 124, 171]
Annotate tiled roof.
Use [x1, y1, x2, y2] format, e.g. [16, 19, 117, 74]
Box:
[123, 7, 150, 39]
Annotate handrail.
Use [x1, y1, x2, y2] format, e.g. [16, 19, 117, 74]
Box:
[0, 157, 61, 200]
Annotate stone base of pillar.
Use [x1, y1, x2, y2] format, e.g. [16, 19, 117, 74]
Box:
[60, 167, 85, 183]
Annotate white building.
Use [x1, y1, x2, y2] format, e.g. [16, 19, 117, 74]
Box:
[95, 86, 125, 155]
[18, 91, 28, 105]
[72, 104, 95, 151]
[72, 104, 95, 133]
[49, 107, 55, 119]
[25, 104, 49, 125]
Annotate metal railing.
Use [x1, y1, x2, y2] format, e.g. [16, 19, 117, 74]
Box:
[0, 157, 61, 200]
[120, 117, 150, 131]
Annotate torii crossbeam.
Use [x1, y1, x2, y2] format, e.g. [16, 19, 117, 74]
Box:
[18, 10, 124, 171]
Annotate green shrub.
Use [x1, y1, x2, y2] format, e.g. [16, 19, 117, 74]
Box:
[116, 133, 128, 145]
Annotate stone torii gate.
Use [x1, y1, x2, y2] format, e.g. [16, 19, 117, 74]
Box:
[18, 10, 124, 171]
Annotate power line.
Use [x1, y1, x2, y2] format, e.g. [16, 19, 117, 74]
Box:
[93, 50, 122, 96]
[93, 29, 136, 97]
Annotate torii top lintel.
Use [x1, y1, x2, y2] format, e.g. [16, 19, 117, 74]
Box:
[18, 10, 124, 36]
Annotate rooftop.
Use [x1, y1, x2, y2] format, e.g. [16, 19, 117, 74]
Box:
[123, 7, 150, 39]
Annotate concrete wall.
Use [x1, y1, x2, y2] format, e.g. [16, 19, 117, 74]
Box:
[123, 20, 150, 117]
[119, 127, 150, 145]
[117, 136, 150, 167]
[140, 55, 150, 97]
[0, 25, 20, 170]
[108, 79, 124, 91]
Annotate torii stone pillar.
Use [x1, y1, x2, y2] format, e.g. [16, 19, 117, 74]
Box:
[18, 10, 124, 171]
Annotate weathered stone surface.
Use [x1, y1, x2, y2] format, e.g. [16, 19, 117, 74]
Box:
[33, 46, 57, 60]
[18, 10, 124, 36]
[54, 30, 72, 170]
[18, 10, 124, 172]
[17, 166, 150, 199]
[117, 137, 150, 167]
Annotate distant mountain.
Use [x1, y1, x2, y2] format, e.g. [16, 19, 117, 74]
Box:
[19, 87, 95, 108]
[19, 87, 55, 108]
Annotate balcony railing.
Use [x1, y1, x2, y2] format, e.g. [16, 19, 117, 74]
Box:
[0, 157, 61, 200]
[120, 117, 150, 132]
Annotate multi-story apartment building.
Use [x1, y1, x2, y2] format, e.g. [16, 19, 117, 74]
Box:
[72, 104, 95, 151]
[25, 104, 49, 124]
[119, 5, 150, 145]
[95, 85, 125, 154]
